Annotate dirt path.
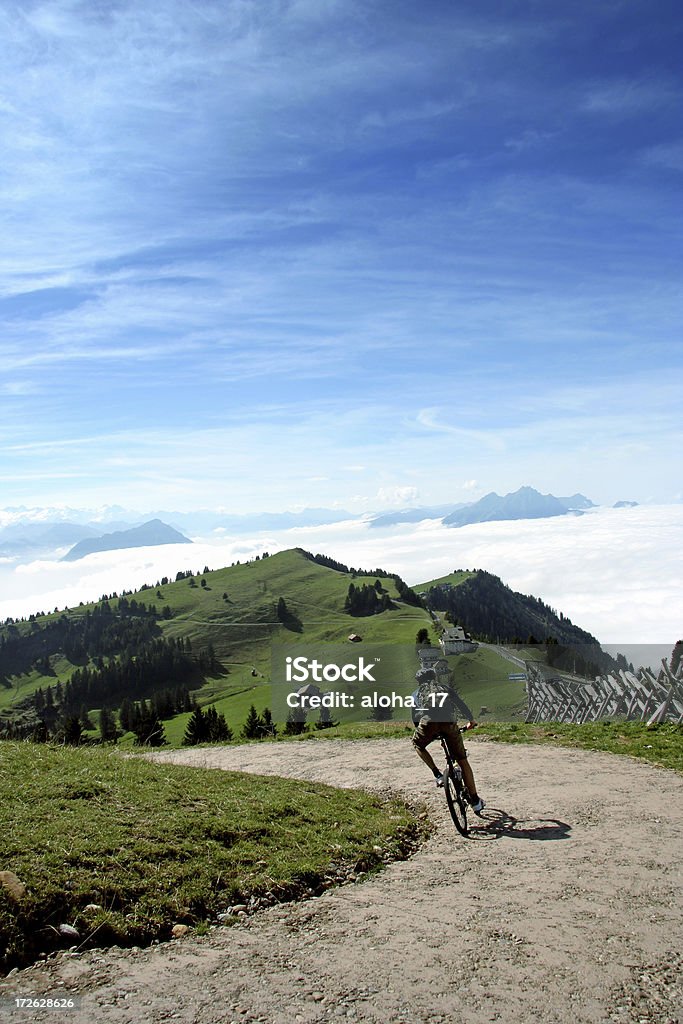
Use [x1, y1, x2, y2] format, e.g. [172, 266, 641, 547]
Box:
[2, 739, 682, 1024]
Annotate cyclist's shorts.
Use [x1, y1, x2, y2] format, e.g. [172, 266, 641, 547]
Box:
[412, 717, 467, 761]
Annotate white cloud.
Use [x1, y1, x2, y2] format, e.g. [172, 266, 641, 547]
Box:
[376, 486, 419, 507]
[1, 506, 680, 644]
[581, 78, 681, 117]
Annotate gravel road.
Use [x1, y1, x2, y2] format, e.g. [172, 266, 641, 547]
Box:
[1, 738, 682, 1024]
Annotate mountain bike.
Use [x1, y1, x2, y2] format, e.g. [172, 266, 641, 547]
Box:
[437, 731, 472, 837]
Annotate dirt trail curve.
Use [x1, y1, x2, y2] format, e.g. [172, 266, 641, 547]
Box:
[2, 739, 682, 1024]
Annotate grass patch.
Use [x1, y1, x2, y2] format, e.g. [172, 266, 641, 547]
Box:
[0, 742, 425, 972]
[476, 720, 683, 773]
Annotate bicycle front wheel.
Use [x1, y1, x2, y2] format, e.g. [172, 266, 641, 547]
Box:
[445, 768, 469, 836]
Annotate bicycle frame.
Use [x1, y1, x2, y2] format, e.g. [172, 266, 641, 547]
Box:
[438, 732, 470, 836]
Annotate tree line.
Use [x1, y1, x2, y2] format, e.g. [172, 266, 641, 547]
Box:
[299, 549, 422, 607]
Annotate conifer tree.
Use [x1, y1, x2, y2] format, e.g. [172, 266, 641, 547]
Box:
[79, 704, 94, 731]
[284, 707, 308, 735]
[261, 707, 277, 737]
[99, 706, 118, 742]
[61, 714, 83, 745]
[133, 702, 165, 746]
[315, 706, 338, 730]
[119, 696, 133, 733]
[242, 704, 265, 739]
[205, 705, 232, 742]
[183, 706, 207, 745]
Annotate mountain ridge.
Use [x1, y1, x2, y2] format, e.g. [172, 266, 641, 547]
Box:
[61, 519, 193, 562]
[442, 486, 590, 528]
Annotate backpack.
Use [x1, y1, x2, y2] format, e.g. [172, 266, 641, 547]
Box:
[410, 678, 459, 726]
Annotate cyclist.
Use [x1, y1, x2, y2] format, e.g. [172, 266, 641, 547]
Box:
[411, 666, 485, 815]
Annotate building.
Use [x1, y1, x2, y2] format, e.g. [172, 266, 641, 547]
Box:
[439, 626, 478, 656]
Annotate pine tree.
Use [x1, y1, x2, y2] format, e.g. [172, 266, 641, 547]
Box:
[315, 706, 339, 730]
[205, 706, 232, 742]
[207, 643, 217, 671]
[261, 707, 277, 737]
[61, 714, 83, 745]
[133, 702, 166, 746]
[119, 696, 133, 733]
[99, 706, 118, 743]
[183, 706, 207, 746]
[79, 704, 94, 731]
[242, 704, 265, 740]
[284, 707, 308, 735]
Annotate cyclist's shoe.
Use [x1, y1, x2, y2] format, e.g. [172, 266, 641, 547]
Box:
[469, 795, 485, 815]
[434, 770, 448, 788]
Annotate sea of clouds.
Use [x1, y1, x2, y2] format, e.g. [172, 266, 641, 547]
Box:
[1, 505, 680, 666]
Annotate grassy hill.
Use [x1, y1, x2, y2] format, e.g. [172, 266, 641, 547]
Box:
[0, 549, 437, 740]
[2, 551, 618, 742]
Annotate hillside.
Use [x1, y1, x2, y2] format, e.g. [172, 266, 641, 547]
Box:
[0, 549, 433, 738]
[1, 549, 619, 741]
[418, 568, 613, 675]
[61, 519, 192, 561]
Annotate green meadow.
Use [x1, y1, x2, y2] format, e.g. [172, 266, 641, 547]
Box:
[0, 741, 425, 973]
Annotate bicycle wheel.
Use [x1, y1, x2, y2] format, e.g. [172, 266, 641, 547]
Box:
[444, 768, 469, 836]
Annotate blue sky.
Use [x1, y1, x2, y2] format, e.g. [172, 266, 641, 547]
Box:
[1, 0, 682, 513]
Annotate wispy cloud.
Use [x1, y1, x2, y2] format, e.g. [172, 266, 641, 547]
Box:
[581, 77, 681, 117]
[0, 1, 680, 511]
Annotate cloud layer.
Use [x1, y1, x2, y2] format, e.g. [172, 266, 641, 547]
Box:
[1, 505, 680, 647]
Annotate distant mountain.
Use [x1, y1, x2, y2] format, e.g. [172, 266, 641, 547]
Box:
[442, 486, 573, 528]
[613, 501, 638, 508]
[62, 519, 192, 561]
[1, 495, 603, 546]
[368, 503, 466, 529]
[557, 494, 596, 510]
[368, 491, 596, 529]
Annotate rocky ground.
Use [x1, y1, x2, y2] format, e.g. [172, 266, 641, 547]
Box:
[1, 738, 682, 1024]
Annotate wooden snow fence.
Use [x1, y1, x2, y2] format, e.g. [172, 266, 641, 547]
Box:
[525, 658, 683, 725]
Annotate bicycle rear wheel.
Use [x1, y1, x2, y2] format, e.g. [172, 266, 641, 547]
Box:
[445, 768, 469, 836]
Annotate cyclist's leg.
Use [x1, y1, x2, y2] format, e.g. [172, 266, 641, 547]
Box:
[443, 723, 482, 804]
[456, 757, 480, 804]
[412, 718, 441, 779]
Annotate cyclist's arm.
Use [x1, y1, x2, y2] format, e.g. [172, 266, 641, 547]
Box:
[449, 688, 475, 723]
